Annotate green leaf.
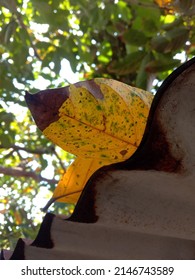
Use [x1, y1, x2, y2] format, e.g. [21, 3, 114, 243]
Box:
[132, 5, 161, 36]
[0, 134, 12, 147]
[32, 0, 52, 17]
[1, 20, 17, 44]
[151, 36, 170, 53]
[0, 111, 14, 125]
[146, 56, 180, 73]
[151, 27, 189, 53]
[162, 18, 184, 31]
[123, 29, 148, 46]
[115, 0, 132, 23]
[136, 53, 153, 89]
[108, 51, 146, 75]
[40, 156, 48, 170]
[166, 27, 189, 51]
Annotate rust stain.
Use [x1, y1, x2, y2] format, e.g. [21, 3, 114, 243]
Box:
[68, 172, 99, 223]
[112, 118, 183, 173]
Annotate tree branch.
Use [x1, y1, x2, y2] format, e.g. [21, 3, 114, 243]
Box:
[0, 165, 58, 185]
[17, 20, 41, 60]
[52, 148, 67, 171]
[0, 144, 55, 155]
[14, 12, 42, 60]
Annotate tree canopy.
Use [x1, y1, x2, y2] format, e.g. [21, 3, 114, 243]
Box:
[0, 0, 195, 249]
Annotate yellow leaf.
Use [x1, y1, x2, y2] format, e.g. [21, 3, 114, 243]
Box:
[53, 157, 103, 204]
[14, 211, 22, 225]
[0, 198, 8, 204]
[23, 186, 33, 193]
[154, 0, 184, 14]
[155, 0, 172, 7]
[41, 78, 153, 204]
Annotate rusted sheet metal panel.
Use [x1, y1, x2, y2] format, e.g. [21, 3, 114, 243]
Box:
[2, 214, 195, 260]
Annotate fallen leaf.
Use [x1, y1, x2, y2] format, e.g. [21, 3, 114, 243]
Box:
[25, 78, 153, 205]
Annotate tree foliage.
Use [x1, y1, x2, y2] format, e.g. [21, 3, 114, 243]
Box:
[0, 0, 195, 248]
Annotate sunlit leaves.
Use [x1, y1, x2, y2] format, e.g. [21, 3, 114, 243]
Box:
[1, 0, 194, 95]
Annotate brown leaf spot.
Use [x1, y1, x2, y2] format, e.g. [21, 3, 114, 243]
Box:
[120, 150, 128, 156]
